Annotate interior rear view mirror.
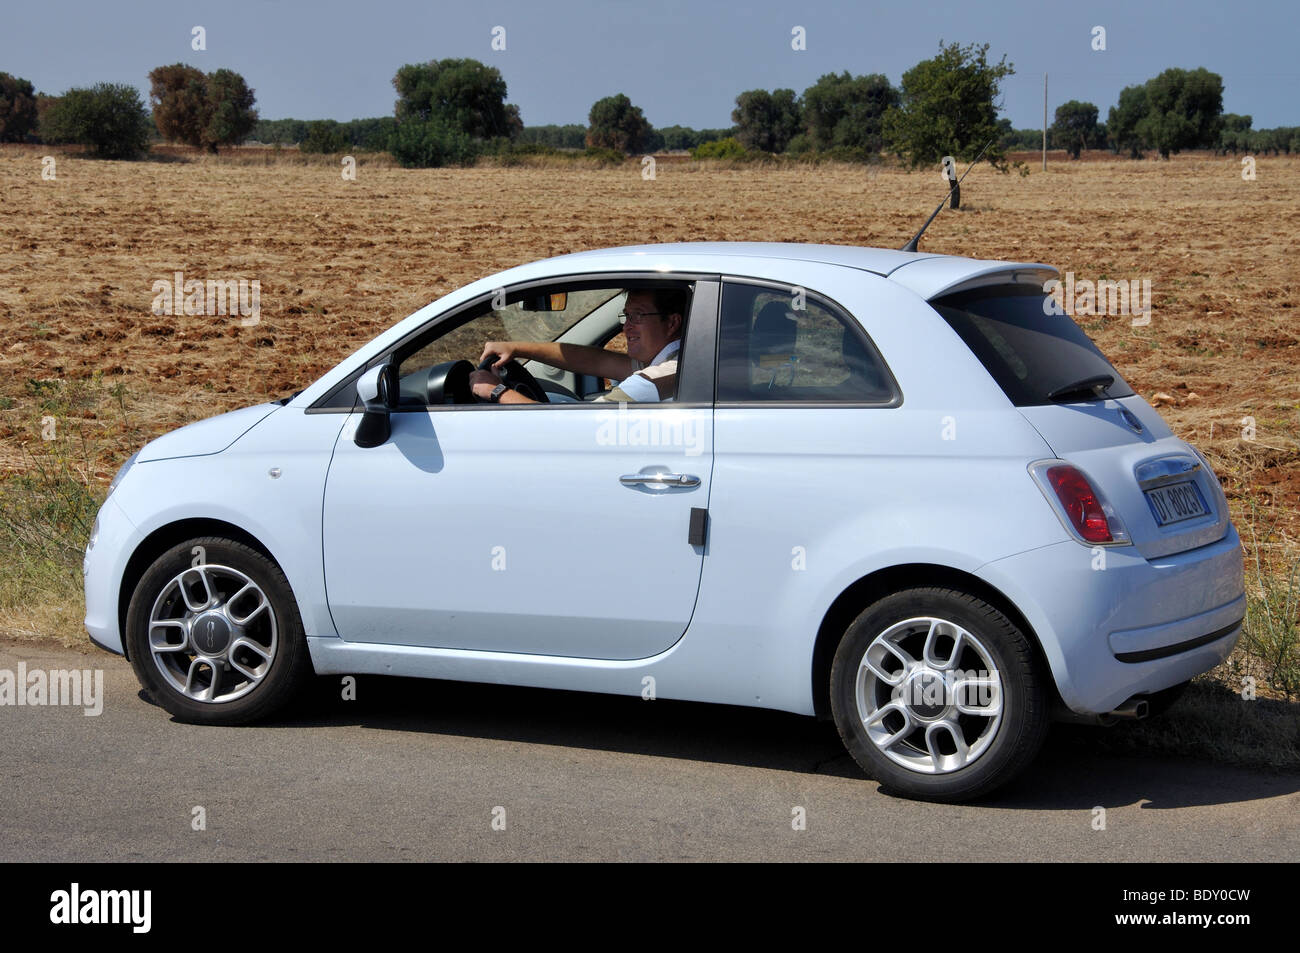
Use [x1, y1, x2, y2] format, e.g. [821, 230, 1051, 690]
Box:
[520, 292, 567, 312]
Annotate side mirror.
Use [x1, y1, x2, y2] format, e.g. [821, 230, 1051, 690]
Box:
[354, 363, 397, 448]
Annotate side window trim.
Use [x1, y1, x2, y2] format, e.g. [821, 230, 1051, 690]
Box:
[676, 279, 719, 405]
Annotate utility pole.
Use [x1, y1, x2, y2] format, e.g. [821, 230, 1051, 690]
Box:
[1042, 73, 1048, 171]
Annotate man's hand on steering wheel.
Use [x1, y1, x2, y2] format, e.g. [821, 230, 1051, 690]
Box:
[478, 341, 517, 369]
[469, 355, 549, 403]
[469, 368, 508, 401]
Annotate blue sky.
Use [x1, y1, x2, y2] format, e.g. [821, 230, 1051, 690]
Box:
[3, 0, 1296, 129]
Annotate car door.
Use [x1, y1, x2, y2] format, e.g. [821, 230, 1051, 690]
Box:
[320, 278, 718, 661]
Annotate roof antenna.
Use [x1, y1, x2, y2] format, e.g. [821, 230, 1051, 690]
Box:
[900, 139, 995, 252]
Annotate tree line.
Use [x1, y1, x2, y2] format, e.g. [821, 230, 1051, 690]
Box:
[1, 47, 1295, 166]
[728, 61, 1298, 162]
[1005, 69, 1299, 160]
[0, 65, 258, 158]
[569, 42, 1012, 167]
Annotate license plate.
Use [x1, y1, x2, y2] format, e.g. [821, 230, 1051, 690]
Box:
[1145, 480, 1209, 526]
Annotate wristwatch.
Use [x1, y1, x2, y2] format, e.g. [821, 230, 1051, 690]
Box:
[488, 383, 510, 403]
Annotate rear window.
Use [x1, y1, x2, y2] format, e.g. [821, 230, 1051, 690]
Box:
[931, 284, 1135, 407]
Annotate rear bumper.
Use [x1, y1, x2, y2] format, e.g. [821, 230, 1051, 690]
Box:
[977, 525, 1245, 714]
[1109, 599, 1244, 663]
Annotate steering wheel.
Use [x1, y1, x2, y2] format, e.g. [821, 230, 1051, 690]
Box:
[477, 357, 549, 403]
[401, 360, 475, 405]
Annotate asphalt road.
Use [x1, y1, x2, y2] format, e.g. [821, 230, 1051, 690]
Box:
[2, 639, 1297, 862]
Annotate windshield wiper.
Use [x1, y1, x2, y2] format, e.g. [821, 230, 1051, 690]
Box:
[1047, 374, 1114, 402]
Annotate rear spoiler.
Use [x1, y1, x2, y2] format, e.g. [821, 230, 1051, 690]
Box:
[887, 259, 1059, 302]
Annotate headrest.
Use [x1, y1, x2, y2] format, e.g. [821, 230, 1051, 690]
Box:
[751, 301, 797, 368]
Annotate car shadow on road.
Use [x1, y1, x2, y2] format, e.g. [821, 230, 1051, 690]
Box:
[248, 674, 1300, 811]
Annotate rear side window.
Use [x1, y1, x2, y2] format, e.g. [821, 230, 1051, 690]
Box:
[716, 281, 896, 403]
[931, 284, 1135, 407]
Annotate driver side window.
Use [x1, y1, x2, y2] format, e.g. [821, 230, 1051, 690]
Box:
[392, 281, 692, 407]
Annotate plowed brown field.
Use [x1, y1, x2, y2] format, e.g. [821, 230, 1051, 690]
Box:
[1, 146, 1297, 536]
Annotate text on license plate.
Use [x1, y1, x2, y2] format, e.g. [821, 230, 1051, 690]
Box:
[1145, 480, 1208, 526]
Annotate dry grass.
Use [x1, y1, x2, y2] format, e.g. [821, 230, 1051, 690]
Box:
[1058, 680, 1300, 770]
[0, 148, 1297, 716]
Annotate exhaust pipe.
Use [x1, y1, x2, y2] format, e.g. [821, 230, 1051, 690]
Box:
[1051, 696, 1152, 725]
[1108, 698, 1149, 721]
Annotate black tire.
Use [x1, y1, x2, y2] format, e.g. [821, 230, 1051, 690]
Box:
[829, 587, 1050, 803]
[125, 536, 312, 725]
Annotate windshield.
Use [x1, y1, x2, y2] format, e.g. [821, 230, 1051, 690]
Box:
[400, 289, 622, 375]
[498, 289, 621, 340]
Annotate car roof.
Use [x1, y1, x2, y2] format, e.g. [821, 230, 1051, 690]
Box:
[549, 242, 932, 274]
[532, 242, 1058, 301]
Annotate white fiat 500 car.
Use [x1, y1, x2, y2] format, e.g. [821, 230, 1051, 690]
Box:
[84, 243, 1244, 801]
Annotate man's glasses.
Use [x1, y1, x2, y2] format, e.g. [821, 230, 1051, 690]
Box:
[618, 311, 664, 325]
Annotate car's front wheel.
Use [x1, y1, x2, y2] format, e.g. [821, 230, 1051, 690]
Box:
[830, 587, 1049, 802]
[125, 537, 311, 724]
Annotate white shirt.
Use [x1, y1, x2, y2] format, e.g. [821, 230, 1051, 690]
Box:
[598, 339, 681, 402]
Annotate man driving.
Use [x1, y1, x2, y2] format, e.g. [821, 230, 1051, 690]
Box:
[469, 289, 685, 403]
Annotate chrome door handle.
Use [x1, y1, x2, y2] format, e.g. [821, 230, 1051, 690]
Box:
[619, 473, 701, 488]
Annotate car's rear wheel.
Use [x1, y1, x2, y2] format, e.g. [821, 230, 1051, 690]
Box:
[126, 537, 311, 725]
[830, 587, 1049, 802]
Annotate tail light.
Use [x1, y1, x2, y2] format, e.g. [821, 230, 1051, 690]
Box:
[1029, 461, 1130, 545]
